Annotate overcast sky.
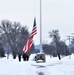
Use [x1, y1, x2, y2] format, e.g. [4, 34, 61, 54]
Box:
[0, 0, 74, 45]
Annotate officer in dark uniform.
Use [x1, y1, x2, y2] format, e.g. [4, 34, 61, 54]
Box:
[18, 53, 21, 62]
[22, 52, 29, 61]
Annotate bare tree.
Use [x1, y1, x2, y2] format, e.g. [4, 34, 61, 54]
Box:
[0, 20, 29, 59]
[0, 42, 5, 58]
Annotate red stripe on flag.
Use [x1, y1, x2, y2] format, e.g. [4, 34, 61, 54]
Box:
[23, 18, 37, 53]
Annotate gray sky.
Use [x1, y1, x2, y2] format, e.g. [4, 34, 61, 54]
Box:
[0, 0, 74, 45]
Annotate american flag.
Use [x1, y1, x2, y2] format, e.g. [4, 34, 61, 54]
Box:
[23, 18, 37, 53]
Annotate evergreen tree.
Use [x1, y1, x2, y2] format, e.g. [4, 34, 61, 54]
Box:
[49, 29, 61, 60]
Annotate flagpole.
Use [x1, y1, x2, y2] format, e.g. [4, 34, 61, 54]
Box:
[34, 0, 46, 63]
[40, 0, 42, 53]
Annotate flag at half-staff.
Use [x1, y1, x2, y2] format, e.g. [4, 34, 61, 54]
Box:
[23, 18, 37, 53]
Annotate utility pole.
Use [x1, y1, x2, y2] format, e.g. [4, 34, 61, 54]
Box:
[66, 36, 74, 45]
[71, 33, 74, 45]
[66, 36, 73, 59]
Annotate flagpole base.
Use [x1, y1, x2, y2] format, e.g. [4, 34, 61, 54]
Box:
[35, 52, 46, 63]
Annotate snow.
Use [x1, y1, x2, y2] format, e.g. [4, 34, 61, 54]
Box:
[0, 54, 74, 75]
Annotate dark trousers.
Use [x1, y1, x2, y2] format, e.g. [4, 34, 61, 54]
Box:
[18, 54, 21, 62]
[22, 53, 29, 61]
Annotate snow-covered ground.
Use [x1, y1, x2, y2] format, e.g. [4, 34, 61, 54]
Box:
[0, 54, 74, 75]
